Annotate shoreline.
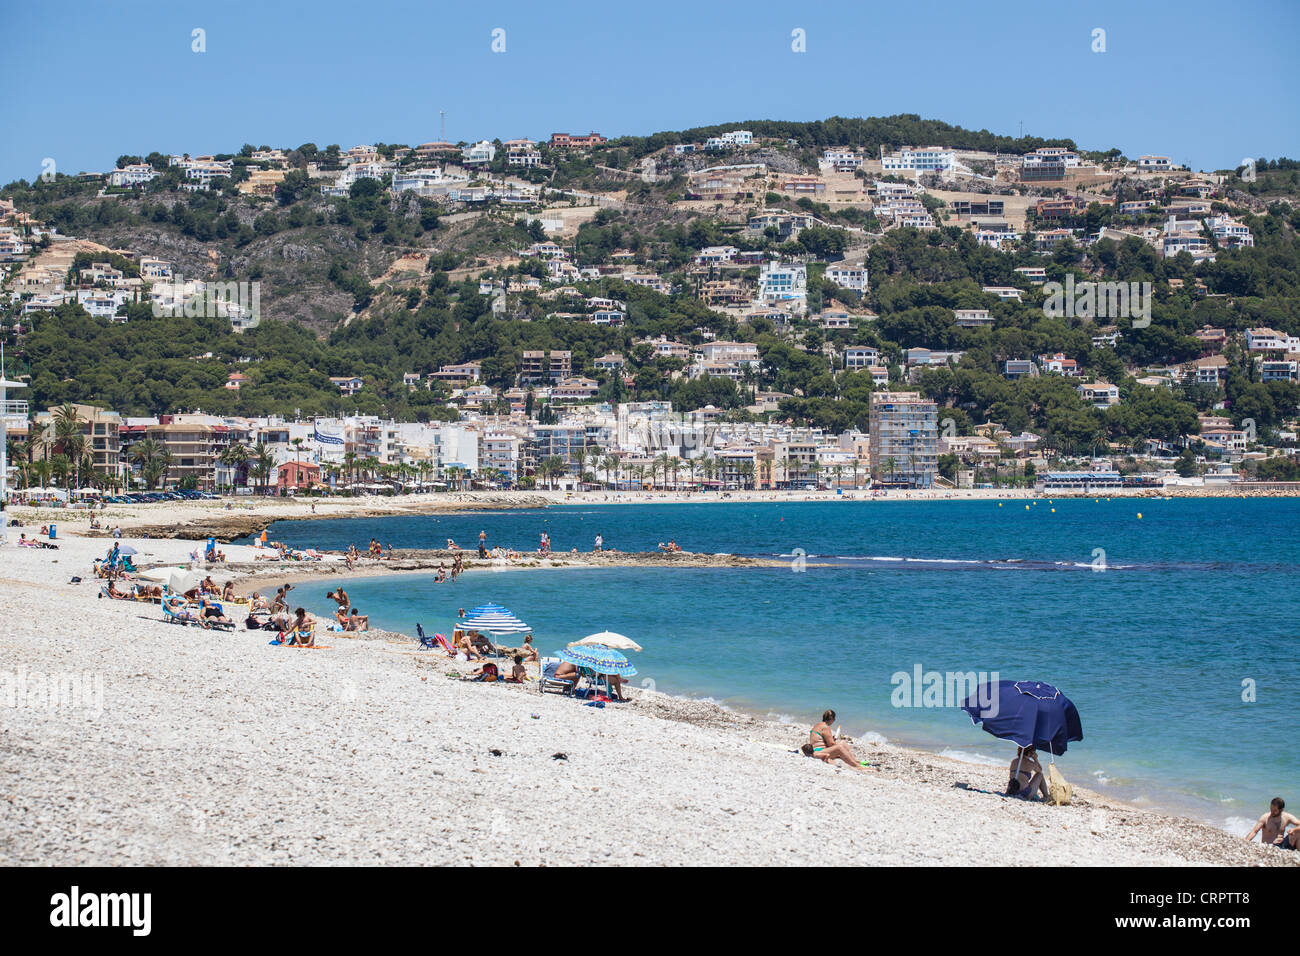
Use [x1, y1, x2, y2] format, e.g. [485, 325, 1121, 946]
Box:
[0, 529, 1294, 865]
[8, 483, 1293, 544]
[260, 563, 1276, 835]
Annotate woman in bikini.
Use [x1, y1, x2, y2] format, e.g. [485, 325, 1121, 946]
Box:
[802, 709, 867, 770]
[1006, 746, 1050, 800]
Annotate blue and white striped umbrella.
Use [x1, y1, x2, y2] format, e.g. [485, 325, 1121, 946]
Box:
[462, 604, 531, 634]
[556, 645, 638, 677]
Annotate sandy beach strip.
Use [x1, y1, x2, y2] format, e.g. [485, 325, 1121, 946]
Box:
[0, 530, 1294, 866]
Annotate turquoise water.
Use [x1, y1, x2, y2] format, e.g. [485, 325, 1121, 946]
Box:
[268, 499, 1300, 829]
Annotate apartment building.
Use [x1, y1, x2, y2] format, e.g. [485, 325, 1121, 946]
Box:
[868, 391, 938, 488]
[520, 350, 546, 383]
[32, 403, 125, 481]
[145, 420, 216, 489]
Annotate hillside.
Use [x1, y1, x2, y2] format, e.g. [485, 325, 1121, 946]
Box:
[2, 116, 1299, 466]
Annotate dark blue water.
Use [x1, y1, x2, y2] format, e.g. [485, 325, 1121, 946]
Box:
[269, 498, 1300, 829]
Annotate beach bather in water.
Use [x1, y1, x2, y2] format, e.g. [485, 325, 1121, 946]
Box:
[801, 709, 867, 770]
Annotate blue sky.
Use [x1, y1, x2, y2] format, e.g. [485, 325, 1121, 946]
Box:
[3, 0, 1296, 184]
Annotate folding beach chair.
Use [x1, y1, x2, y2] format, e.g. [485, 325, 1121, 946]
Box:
[416, 623, 436, 650]
[539, 657, 575, 696]
[162, 595, 201, 627]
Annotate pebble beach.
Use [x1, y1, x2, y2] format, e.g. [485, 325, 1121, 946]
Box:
[1, 512, 1295, 867]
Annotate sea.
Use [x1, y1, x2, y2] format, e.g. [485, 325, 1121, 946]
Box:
[264, 496, 1299, 832]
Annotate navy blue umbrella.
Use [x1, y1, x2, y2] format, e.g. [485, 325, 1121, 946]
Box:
[960, 680, 1083, 756]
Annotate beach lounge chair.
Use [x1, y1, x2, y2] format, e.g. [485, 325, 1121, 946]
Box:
[162, 595, 202, 627]
[539, 657, 575, 696]
[416, 623, 436, 650]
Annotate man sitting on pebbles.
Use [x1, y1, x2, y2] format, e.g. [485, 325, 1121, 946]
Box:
[1246, 797, 1300, 849]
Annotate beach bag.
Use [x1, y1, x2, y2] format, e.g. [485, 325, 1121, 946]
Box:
[1047, 763, 1073, 805]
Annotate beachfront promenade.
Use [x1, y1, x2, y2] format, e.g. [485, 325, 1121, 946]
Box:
[0, 518, 1292, 867]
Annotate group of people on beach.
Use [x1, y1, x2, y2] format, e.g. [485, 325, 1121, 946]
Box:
[326, 587, 369, 631]
[433, 553, 464, 583]
[342, 540, 392, 569]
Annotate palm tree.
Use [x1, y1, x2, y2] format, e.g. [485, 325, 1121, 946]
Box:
[219, 443, 248, 494]
[52, 403, 82, 448]
[130, 438, 169, 490]
[653, 453, 671, 489]
[65, 434, 92, 489]
[882, 456, 898, 485]
[601, 454, 619, 490]
[249, 442, 274, 495]
[778, 455, 794, 488]
[738, 460, 756, 490]
[29, 457, 52, 491]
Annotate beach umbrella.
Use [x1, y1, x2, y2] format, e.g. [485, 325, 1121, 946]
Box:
[462, 603, 530, 634]
[960, 680, 1083, 756]
[117, 545, 139, 556]
[460, 604, 531, 656]
[138, 566, 181, 583]
[556, 645, 638, 677]
[570, 631, 642, 652]
[465, 603, 509, 616]
[462, 612, 531, 634]
[163, 568, 205, 595]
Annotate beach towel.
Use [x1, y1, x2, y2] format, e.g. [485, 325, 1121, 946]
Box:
[1047, 763, 1073, 805]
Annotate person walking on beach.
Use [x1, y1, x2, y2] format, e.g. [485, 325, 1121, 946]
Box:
[801, 710, 867, 770]
[1246, 797, 1300, 848]
[594, 533, 603, 552]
